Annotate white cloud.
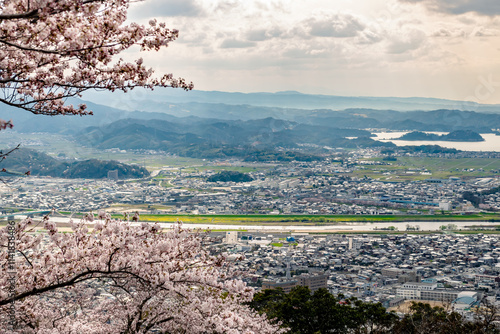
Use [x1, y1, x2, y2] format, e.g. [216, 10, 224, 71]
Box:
[245, 27, 284, 41]
[474, 27, 499, 37]
[399, 0, 500, 16]
[120, 0, 500, 103]
[431, 28, 453, 37]
[129, 0, 204, 19]
[355, 28, 384, 44]
[220, 39, 256, 48]
[306, 13, 366, 38]
[386, 29, 427, 54]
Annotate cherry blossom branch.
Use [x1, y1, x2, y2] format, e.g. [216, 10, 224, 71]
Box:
[0, 268, 150, 306]
[0, 144, 20, 159]
[0, 217, 284, 333]
[0, 0, 193, 119]
[0, 0, 106, 21]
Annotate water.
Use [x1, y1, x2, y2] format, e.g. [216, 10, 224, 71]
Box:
[373, 132, 500, 152]
[41, 216, 499, 232]
[174, 221, 497, 232]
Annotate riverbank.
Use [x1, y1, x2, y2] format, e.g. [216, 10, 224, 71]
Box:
[109, 213, 500, 225]
[2, 213, 500, 233]
[3, 222, 500, 235]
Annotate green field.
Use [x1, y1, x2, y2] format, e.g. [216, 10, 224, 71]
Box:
[110, 213, 500, 225]
[359, 156, 500, 181]
[182, 166, 261, 173]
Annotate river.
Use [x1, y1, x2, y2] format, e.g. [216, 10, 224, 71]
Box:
[35, 216, 500, 232]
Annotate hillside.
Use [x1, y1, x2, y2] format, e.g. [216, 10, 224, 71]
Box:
[1, 148, 149, 179]
[3, 94, 500, 136]
[398, 130, 485, 142]
[207, 171, 253, 183]
[77, 117, 391, 160]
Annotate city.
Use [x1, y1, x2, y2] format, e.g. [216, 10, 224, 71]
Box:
[2, 149, 499, 216]
[2, 147, 500, 325]
[3, 0, 500, 332]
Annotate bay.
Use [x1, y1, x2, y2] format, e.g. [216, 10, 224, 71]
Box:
[373, 132, 500, 152]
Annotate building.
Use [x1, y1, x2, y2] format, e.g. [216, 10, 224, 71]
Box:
[396, 282, 479, 303]
[382, 268, 403, 277]
[297, 273, 328, 292]
[261, 279, 298, 293]
[262, 273, 328, 293]
[348, 237, 362, 250]
[439, 202, 452, 211]
[225, 231, 238, 244]
[396, 282, 438, 300]
[452, 292, 479, 311]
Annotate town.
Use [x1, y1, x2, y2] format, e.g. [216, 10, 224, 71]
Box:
[1, 149, 499, 215]
[219, 229, 500, 318]
[2, 147, 500, 320]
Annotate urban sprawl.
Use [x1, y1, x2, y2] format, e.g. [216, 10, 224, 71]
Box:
[2, 148, 500, 319]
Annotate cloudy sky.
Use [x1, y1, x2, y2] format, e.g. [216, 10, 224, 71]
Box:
[128, 0, 500, 103]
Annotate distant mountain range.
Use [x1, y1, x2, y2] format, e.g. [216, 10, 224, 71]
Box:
[3, 98, 500, 135]
[77, 117, 387, 159]
[2, 89, 500, 162]
[82, 89, 500, 113]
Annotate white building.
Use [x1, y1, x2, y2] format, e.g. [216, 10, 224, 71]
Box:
[439, 202, 452, 211]
[225, 231, 238, 244]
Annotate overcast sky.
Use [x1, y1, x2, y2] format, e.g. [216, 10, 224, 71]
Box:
[127, 0, 500, 103]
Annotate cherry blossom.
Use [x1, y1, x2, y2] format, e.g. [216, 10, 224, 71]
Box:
[0, 217, 284, 333]
[0, 0, 193, 122]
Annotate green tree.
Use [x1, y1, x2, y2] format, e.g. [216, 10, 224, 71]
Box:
[250, 286, 396, 334]
[350, 298, 397, 334]
[391, 302, 500, 334]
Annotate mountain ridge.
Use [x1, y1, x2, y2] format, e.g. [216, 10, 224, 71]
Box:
[81, 89, 500, 113]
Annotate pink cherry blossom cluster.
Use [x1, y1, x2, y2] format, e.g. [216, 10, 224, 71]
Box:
[0, 119, 13, 130]
[0, 0, 193, 126]
[0, 214, 285, 333]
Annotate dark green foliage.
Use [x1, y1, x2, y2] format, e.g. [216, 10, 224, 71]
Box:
[400, 145, 460, 154]
[242, 150, 322, 162]
[463, 191, 482, 207]
[1, 148, 149, 179]
[249, 286, 396, 334]
[482, 186, 500, 196]
[60, 159, 149, 179]
[399, 130, 484, 142]
[393, 302, 465, 334]
[393, 302, 500, 334]
[77, 117, 390, 160]
[349, 298, 399, 334]
[250, 288, 500, 334]
[463, 186, 500, 208]
[207, 171, 253, 183]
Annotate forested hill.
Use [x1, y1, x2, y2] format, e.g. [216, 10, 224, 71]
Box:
[1, 148, 149, 179]
[76, 117, 392, 160]
[79, 117, 372, 149]
[207, 171, 253, 183]
[398, 130, 485, 142]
